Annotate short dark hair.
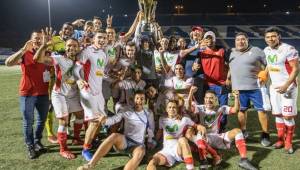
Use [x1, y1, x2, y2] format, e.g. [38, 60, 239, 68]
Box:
[126, 41, 136, 47]
[134, 90, 145, 96]
[66, 38, 80, 46]
[63, 22, 73, 27]
[265, 27, 280, 35]
[95, 30, 107, 34]
[235, 32, 249, 39]
[93, 16, 101, 20]
[85, 20, 94, 27]
[130, 64, 143, 72]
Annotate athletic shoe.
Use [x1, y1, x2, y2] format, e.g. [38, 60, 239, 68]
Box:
[34, 141, 47, 153]
[260, 132, 271, 147]
[273, 141, 284, 149]
[242, 130, 249, 139]
[238, 158, 257, 170]
[285, 147, 294, 154]
[199, 159, 209, 170]
[82, 149, 93, 161]
[212, 154, 222, 166]
[27, 145, 38, 159]
[77, 164, 93, 170]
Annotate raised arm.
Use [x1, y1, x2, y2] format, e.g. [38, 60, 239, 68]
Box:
[33, 27, 56, 65]
[5, 40, 33, 66]
[123, 11, 142, 41]
[231, 90, 240, 114]
[187, 86, 198, 112]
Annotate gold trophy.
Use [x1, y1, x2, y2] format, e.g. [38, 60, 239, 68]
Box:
[138, 0, 157, 33]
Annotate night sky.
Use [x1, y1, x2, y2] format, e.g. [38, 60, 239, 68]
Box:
[0, 0, 299, 49]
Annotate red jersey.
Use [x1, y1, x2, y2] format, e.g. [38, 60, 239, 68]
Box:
[19, 50, 49, 96]
[200, 47, 227, 86]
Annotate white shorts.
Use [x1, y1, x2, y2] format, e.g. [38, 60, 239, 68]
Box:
[51, 92, 83, 118]
[206, 132, 231, 150]
[270, 85, 298, 117]
[80, 88, 106, 121]
[158, 140, 182, 166]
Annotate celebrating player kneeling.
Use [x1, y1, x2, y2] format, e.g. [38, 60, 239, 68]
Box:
[78, 90, 155, 170]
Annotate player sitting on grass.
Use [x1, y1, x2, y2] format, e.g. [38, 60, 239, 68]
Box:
[186, 88, 257, 170]
[147, 100, 206, 170]
[77, 90, 155, 170]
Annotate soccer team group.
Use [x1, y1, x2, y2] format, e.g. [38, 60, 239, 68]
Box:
[5, 11, 299, 170]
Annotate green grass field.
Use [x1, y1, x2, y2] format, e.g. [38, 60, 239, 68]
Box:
[0, 65, 300, 170]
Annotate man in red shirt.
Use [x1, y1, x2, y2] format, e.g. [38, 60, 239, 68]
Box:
[5, 31, 50, 159]
[194, 31, 231, 132]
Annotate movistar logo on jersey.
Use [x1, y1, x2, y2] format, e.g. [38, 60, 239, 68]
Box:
[108, 48, 116, 58]
[175, 82, 183, 89]
[166, 124, 179, 133]
[267, 55, 278, 64]
[165, 54, 175, 63]
[204, 114, 216, 126]
[97, 58, 105, 68]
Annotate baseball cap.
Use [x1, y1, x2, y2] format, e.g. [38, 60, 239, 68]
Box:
[192, 26, 204, 32]
[203, 31, 216, 42]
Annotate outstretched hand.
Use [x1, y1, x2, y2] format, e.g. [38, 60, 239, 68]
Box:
[106, 15, 113, 27]
[41, 27, 56, 46]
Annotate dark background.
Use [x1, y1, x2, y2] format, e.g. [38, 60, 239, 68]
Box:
[0, 0, 300, 49]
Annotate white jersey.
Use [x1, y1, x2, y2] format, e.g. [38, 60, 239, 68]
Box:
[264, 43, 299, 86]
[154, 50, 179, 71]
[164, 76, 194, 90]
[194, 104, 233, 134]
[51, 53, 78, 96]
[159, 116, 195, 147]
[118, 78, 146, 105]
[77, 45, 109, 95]
[105, 108, 155, 144]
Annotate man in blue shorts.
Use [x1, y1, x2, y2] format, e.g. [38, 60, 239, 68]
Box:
[229, 32, 271, 147]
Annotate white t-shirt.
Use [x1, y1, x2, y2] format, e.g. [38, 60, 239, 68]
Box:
[264, 43, 299, 86]
[154, 50, 179, 71]
[105, 108, 155, 144]
[164, 76, 194, 90]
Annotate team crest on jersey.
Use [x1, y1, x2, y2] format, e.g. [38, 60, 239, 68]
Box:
[96, 70, 104, 77]
[204, 114, 216, 127]
[166, 124, 179, 133]
[267, 55, 278, 64]
[165, 54, 175, 63]
[97, 58, 105, 68]
[65, 78, 76, 85]
[175, 82, 184, 89]
[268, 66, 280, 72]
